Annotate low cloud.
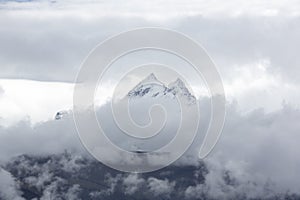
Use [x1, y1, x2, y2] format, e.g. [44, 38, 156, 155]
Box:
[0, 100, 299, 196]
[0, 86, 4, 97]
[0, 117, 85, 163]
[147, 177, 175, 197]
[0, 168, 24, 200]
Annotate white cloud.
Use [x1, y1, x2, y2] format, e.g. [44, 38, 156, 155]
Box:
[1, 0, 300, 18]
[0, 1, 299, 84]
[123, 174, 145, 195]
[0, 79, 73, 126]
[0, 117, 85, 163]
[204, 104, 300, 194]
[224, 59, 300, 112]
[0, 102, 299, 196]
[0, 168, 24, 200]
[147, 177, 175, 197]
[0, 85, 4, 96]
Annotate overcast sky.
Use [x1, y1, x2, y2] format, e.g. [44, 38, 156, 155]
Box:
[0, 0, 300, 197]
[0, 0, 300, 125]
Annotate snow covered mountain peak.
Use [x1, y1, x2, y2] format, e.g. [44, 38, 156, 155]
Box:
[168, 78, 188, 94]
[144, 73, 159, 82]
[127, 73, 196, 104]
[168, 78, 196, 104]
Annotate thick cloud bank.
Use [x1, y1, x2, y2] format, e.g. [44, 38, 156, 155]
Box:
[0, 101, 299, 198]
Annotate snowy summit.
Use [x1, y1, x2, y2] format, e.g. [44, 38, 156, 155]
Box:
[127, 73, 196, 104]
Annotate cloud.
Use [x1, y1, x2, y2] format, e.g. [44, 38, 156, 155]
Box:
[0, 86, 4, 96]
[1, 0, 300, 18]
[147, 177, 175, 197]
[123, 174, 145, 195]
[0, 2, 299, 86]
[5, 153, 83, 200]
[204, 103, 300, 193]
[0, 116, 86, 163]
[0, 2, 299, 115]
[0, 11, 299, 118]
[0, 79, 73, 126]
[0, 98, 299, 195]
[174, 102, 300, 195]
[175, 16, 300, 86]
[0, 168, 24, 200]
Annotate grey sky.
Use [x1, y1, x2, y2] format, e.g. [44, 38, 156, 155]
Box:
[0, 1, 299, 83]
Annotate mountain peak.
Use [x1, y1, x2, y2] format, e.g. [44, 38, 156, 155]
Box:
[127, 73, 196, 104]
[174, 78, 185, 87]
[128, 73, 166, 97]
[168, 78, 188, 91]
[168, 78, 196, 104]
